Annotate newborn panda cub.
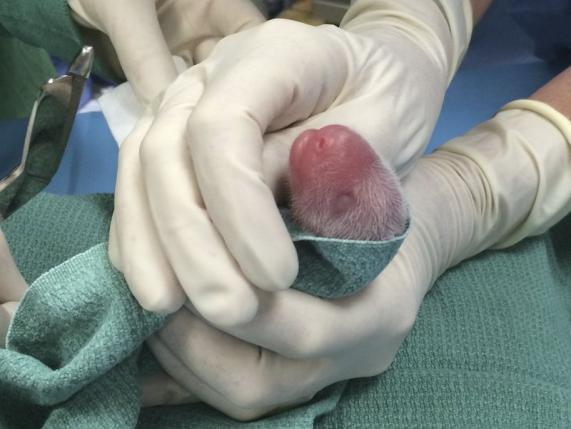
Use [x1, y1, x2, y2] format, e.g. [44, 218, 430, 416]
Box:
[289, 125, 407, 241]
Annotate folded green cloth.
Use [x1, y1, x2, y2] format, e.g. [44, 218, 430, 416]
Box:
[1, 193, 570, 428]
[282, 210, 408, 298]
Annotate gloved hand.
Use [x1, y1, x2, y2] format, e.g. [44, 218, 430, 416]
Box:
[67, 0, 265, 104]
[142, 100, 571, 419]
[109, 0, 474, 320]
[0, 229, 27, 347]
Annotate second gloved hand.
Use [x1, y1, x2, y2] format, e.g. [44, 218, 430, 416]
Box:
[109, 0, 473, 321]
[67, 0, 265, 104]
[142, 100, 571, 419]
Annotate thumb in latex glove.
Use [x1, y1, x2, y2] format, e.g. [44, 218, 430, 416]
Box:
[110, 0, 473, 320]
[142, 100, 571, 419]
[0, 229, 27, 347]
[67, 0, 265, 104]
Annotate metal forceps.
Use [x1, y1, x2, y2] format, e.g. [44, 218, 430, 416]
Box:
[0, 46, 94, 217]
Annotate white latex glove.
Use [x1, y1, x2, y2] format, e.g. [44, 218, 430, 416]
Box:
[109, 0, 473, 320]
[143, 100, 571, 420]
[0, 229, 27, 347]
[67, 0, 265, 104]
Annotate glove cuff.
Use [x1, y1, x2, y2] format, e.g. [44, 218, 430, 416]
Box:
[500, 99, 571, 143]
[440, 99, 571, 253]
[494, 99, 571, 247]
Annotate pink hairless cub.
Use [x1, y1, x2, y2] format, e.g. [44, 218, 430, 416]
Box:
[289, 125, 408, 241]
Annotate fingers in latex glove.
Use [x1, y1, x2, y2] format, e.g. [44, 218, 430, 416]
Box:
[156, 0, 265, 64]
[122, 22, 342, 312]
[0, 230, 26, 348]
[147, 311, 324, 420]
[109, 110, 187, 313]
[112, 75, 261, 324]
[68, 0, 265, 104]
[288, 125, 408, 240]
[68, 0, 177, 104]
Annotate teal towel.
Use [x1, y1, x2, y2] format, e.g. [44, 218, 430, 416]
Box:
[282, 210, 408, 298]
[1, 193, 570, 428]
